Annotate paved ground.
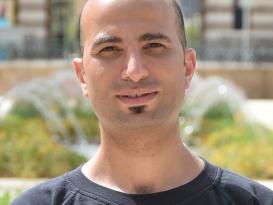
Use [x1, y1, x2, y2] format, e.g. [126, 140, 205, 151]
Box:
[244, 100, 273, 130]
[0, 178, 46, 191]
[257, 180, 273, 191]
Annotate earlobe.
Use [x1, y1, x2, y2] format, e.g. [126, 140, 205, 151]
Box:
[184, 48, 196, 89]
[72, 58, 89, 98]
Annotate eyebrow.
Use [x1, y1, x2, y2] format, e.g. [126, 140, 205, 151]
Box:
[92, 34, 122, 49]
[92, 32, 171, 49]
[139, 33, 172, 43]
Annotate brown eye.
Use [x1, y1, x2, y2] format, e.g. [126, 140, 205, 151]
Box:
[100, 46, 121, 52]
[98, 46, 122, 58]
[144, 43, 165, 49]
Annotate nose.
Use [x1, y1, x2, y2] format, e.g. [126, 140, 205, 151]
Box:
[121, 53, 149, 82]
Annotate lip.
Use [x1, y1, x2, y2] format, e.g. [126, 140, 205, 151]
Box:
[116, 90, 158, 106]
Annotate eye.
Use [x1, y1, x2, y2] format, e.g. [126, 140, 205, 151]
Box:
[97, 46, 122, 58]
[100, 46, 121, 53]
[144, 43, 165, 49]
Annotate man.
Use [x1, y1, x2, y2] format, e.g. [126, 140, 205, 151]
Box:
[12, 0, 273, 204]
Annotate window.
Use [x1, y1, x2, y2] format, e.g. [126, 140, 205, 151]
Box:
[233, 0, 243, 29]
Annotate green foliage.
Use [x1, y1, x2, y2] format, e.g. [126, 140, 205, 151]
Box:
[0, 190, 21, 205]
[60, 112, 100, 144]
[3, 96, 273, 180]
[203, 102, 234, 120]
[190, 102, 273, 179]
[0, 107, 92, 178]
[73, 107, 100, 143]
[10, 102, 41, 118]
[0, 192, 10, 205]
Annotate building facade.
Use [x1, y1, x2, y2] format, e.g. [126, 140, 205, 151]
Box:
[1, 0, 273, 61]
[201, 0, 273, 62]
[0, 0, 84, 59]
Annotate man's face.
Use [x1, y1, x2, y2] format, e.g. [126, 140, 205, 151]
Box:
[73, 0, 196, 131]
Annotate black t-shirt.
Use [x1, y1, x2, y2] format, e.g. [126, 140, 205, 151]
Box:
[11, 160, 273, 205]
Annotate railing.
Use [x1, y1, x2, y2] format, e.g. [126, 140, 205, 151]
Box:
[0, 27, 79, 60]
[0, 38, 78, 60]
[194, 44, 273, 63]
[0, 28, 272, 62]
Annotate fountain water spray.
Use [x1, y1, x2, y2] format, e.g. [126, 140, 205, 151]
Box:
[181, 75, 246, 143]
[0, 70, 99, 157]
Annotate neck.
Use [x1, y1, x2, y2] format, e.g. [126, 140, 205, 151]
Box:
[82, 121, 204, 194]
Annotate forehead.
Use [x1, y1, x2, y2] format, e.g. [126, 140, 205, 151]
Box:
[82, 0, 174, 19]
[80, 0, 177, 43]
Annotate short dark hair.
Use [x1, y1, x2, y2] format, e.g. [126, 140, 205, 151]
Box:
[79, 0, 187, 52]
[172, 0, 187, 49]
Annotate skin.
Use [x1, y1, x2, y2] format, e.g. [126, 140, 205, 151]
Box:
[73, 0, 204, 194]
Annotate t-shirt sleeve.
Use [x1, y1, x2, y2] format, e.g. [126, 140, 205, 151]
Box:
[10, 186, 49, 205]
[10, 174, 77, 205]
[252, 182, 273, 205]
[220, 169, 273, 205]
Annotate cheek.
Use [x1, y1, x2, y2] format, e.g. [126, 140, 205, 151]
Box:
[84, 59, 110, 90]
[148, 50, 184, 69]
[154, 55, 185, 101]
[149, 55, 184, 82]
[84, 59, 121, 100]
[82, 62, 104, 102]
[166, 54, 185, 84]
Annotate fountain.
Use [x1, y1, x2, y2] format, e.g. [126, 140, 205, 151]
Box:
[180, 75, 246, 143]
[0, 70, 251, 157]
[0, 70, 99, 158]
[1, 69, 273, 180]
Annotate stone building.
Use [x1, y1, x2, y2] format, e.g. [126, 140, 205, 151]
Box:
[0, 0, 84, 59]
[201, 0, 273, 61]
[1, 0, 272, 61]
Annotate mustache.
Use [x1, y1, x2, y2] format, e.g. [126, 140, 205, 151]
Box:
[113, 79, 159, 92]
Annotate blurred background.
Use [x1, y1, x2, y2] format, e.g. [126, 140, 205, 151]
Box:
[0, 0, 273, 203]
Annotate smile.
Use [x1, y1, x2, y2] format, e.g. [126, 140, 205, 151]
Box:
[116, 91, 158, 106]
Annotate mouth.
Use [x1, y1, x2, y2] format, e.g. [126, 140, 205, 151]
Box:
[116, 91, 158, 107]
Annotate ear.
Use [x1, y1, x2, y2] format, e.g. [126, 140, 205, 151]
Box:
[72, 58, 89, 98]
[184, 48, 196, 90]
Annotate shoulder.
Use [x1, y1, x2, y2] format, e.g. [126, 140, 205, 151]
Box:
[217, 167, 273, 204]
[11, 172, 78, 205]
